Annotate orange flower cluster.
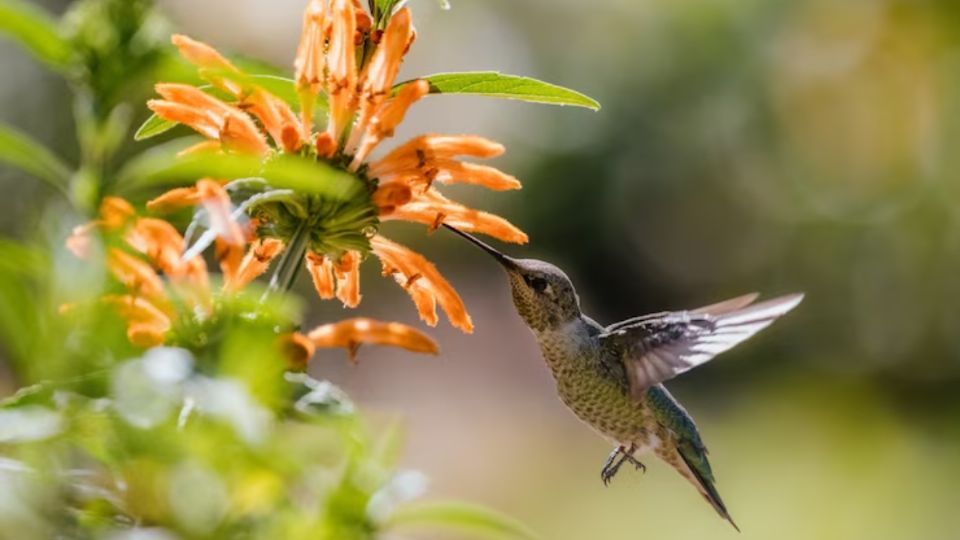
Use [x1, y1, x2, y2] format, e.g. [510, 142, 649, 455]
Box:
[146, 0, 529, 333]
[67, 197, 212, 347]
[67, 197, 437, 361]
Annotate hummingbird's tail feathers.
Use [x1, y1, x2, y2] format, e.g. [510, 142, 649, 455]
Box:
[676, 448, 740, 532]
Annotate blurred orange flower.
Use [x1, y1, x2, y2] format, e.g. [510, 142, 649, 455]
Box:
[69, 197, 437, 363]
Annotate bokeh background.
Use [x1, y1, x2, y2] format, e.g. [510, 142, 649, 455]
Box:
[4, 0, 960, 538]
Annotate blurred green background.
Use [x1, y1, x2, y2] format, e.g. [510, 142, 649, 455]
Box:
[4, 0, 960, 538]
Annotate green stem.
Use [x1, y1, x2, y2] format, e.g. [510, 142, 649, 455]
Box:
[263, 220, 311, 299]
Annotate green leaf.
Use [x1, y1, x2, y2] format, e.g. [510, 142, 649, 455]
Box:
[133, 112, 177, 141]
[116, 138, 366, 201]
[0, 123, 71, 194]
[398, 72, 600, 110]
[134, 75, 327, 142]
[386, 501, 539, 540]
[0, 0, 71, 69]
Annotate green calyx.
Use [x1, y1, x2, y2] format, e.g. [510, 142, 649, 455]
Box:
[230, 163, 380, 262]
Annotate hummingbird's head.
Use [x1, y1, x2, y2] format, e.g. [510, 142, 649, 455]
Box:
[445, 226, 581, 332]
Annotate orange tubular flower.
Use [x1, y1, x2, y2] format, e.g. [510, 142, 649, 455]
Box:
[67, 198, 296, 355]
[149, 84, 270, 156]
[147, 1, 529, 333]
[67, 198, 213, 346]
[370, 235, 472, 332]
[304, 317, 439, 360]
[224, 238, 285, 292]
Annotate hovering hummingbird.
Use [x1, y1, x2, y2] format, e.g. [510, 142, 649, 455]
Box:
[445, 226, 803, 531]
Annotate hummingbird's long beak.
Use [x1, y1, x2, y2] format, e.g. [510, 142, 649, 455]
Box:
[443, 224, 519, 270]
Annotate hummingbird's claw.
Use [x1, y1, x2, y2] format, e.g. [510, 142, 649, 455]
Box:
[600, 444, 644, 486]
[624, 453, 646, 473]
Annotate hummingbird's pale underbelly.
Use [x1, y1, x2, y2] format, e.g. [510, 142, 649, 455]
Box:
[537, 330, 658, 446]
[555, 372, 657, 446]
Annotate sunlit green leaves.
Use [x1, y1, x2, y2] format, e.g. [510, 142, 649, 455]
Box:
[398, 72, 601, 110]
[0, 124, 71, 194]
[116, 139, 365, 200]
[0, 0, 72, 70]
[386, 501, 539, 540]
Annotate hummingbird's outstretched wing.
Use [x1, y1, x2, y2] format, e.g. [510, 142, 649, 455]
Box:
[599, 293, 803, 398]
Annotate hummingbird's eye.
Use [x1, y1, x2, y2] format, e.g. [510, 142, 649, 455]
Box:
[526, 276, 549, 294]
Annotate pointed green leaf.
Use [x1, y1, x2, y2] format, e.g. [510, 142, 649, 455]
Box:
[134, 75, 327, 141]
[0, 123, 71, 194]
[398, 72, 600, 110]
[0, 0, 71, 70]
[133, 113, 178, 141]
[386, 501, 539, 540]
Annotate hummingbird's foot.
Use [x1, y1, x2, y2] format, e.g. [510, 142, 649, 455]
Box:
[601, 444, 644, 486]
[623, 451, 646, 474]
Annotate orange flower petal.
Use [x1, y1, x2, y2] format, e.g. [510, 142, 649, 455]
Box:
[146, 186, 201, 213]
[326, 0, 358, 139]
[215, 236, 245, 284]
[102, 294, 171, 346]
[306, 251, 336, 300]
[197, 179, 245, 246]
[127, 323, 168, 348]
[371, 182, 412, 214]
[244, 88, 302, 152]
[171, 34, 238, 72]
[147, 100, 221, 140]
[67, 196, 136, 258]
[225, 238, 284, 291]
[381, 159, 521, 192]
[106, 249, 166, 301]
[334, 250, 361, 308]
[295, 0, 329, 135]
[350, 79, 428, 168]
[306, 317, 439, 360]
[171, 34, 243, 96]
[383, 189, 528, 244]
[360, 8, 412, 97]
[351, 0, 372, 34]
[126, 218, 200, 278]
[392, 272, 438, 326]
[370, 235, 472, 332]
[315, 132, 338, 159]
[150, 86, 269, 155]
[295, 0, 329, 88]
[371, 135, 505, 176]
[100, 197, 137, 229]
[154, 83, 235, 114]
[220, 111, 271, 155]
[281, 332, 316, 369]
[347, 8, 415, 155]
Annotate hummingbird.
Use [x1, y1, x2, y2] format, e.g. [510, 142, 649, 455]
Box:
[445, 225, 803, 531]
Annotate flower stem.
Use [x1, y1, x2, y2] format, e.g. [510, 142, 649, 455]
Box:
[264, 220, 310, 297]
